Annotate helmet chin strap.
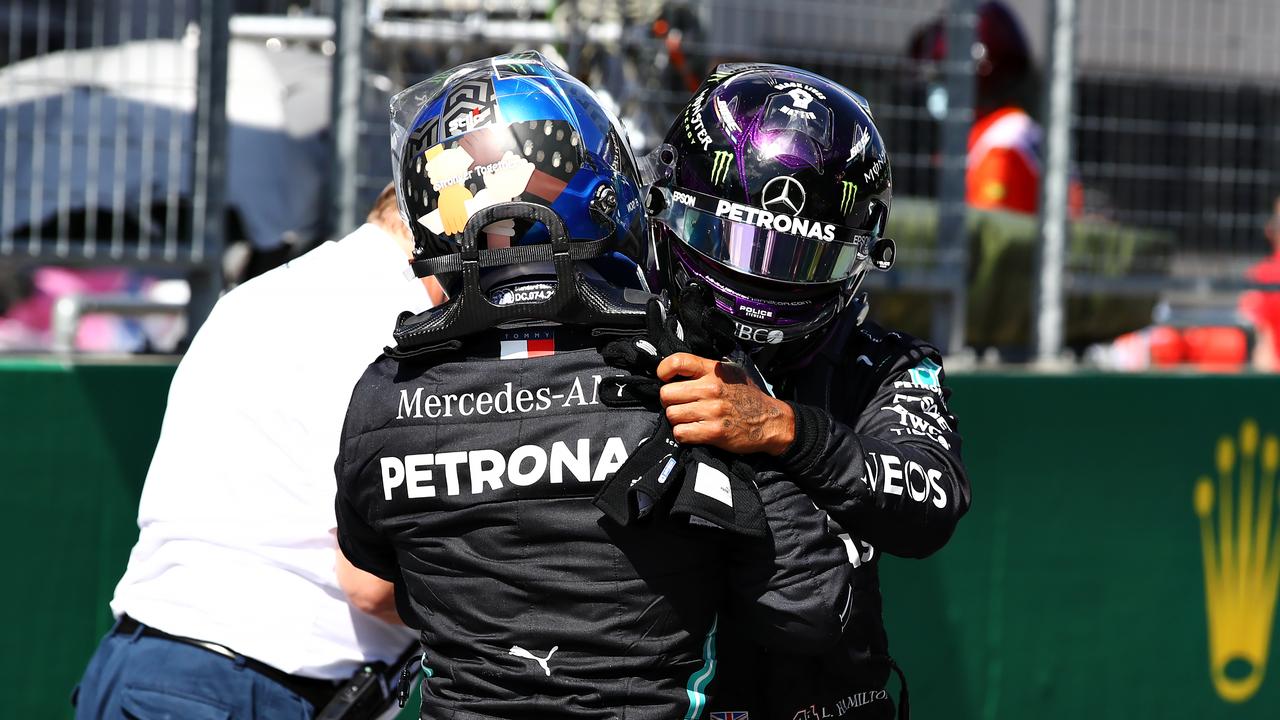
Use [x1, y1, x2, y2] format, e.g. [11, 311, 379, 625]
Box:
[391, 202, 652, 355]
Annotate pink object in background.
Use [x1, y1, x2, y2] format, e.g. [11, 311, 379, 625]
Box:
[0, 267, 144, 352]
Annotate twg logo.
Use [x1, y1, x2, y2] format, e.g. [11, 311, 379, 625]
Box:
[1195, 419, 1280, 703]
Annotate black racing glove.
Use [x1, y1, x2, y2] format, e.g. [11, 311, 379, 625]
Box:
[593, 286, 766, 537]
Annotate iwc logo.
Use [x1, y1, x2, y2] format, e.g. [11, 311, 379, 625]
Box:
[1195, 419, 1280, 703]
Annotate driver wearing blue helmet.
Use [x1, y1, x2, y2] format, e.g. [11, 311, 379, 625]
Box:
[334, 53, 858, 720]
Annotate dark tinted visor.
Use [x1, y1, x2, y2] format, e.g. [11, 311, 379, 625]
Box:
[654, 187, 872, 284]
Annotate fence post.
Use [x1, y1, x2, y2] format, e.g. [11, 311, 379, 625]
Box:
[188, 0, 231, 340]
[1035, 0, 1077, 363]
[934, 0, 976, 354]
[331, 0, 368, 237]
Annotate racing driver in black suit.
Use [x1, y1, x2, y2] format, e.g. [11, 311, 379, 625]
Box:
[640, 64, 973, 719]
[334, 54, 859, 720]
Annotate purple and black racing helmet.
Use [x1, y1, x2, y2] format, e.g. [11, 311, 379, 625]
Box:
[647, 63, 895, 355]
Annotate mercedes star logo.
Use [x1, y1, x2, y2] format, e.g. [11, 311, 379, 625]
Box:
[761, 176, 806, 215]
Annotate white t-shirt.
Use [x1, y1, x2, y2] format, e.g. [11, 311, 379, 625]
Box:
[111, 223, 427, 679]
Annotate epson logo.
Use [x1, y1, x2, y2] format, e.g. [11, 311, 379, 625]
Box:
[492, 283, 556, 306]
[672, 190, 698, 208]
[714, 199, 837, 242]
[380, 437, 629, 500]
[734, 321, 784, 345]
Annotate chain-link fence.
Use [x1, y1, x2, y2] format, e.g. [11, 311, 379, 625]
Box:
[3, 0, 1279, 357]
[0, 0, 230, 349]
[0, 1, 230, 265]
[1070, 0, 1280, 279]
[328, 0, 974, 347]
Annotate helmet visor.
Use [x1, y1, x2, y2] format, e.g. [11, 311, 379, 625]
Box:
[654, 187, 872, 284]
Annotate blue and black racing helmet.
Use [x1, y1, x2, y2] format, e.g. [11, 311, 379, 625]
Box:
[389, 53, 651, 348]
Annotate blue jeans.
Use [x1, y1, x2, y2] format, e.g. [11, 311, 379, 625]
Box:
[73, 621, 315, 720]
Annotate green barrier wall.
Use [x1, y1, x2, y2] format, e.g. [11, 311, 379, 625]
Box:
[882, 374, 1280, 719]
[2, 361, 1278, 718]
[1, 361, 176, 717]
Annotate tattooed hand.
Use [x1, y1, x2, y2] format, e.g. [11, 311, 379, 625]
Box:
[656, 352, 796, 456]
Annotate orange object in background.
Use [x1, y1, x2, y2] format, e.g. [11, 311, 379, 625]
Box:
[1106, 325, 1248, 371]
[1182, 326, 1249, 369]
[1240, 250, 1280, 362]
[1147, 325, 1188, 366]
[966, 106, 1085, 216]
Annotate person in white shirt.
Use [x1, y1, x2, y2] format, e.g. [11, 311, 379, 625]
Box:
[73, 186, 444, 719]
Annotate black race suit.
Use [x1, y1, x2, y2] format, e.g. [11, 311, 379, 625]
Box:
[335, 328, 856, 720]
[709, 320, 972, 720]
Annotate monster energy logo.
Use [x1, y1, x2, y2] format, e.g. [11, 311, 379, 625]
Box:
[840, 181, 858, 215]
[710, 151, 733, 186]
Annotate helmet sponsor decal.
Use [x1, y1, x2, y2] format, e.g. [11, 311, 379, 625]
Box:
[442, 78, 498, 138]
[848, 124, 871, 163]
[716, 198, 834, 242]
[761, 176, 806, 215]
[863, 156, 886, 184]
[733, 320, 784, 345]
[713, 97, 742, 138]
[710, 150, 734, 186]
[670, 187, 867, 245]
[839, 181, 858, 215]
[684, 88, 714, 150]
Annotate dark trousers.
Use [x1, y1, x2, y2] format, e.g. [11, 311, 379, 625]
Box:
[73, 620, 315, 719]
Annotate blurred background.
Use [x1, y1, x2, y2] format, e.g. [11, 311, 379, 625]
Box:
[3, 1, 1280, 718]
[1, 0, 1278, 366]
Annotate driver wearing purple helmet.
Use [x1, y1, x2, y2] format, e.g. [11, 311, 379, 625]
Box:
[643, 64, 972, 718]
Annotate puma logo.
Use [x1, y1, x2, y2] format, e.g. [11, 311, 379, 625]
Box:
[509, 645, 559, 676]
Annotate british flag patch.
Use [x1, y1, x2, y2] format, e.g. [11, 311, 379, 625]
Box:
[711, 712, 749, 720]
[499, 329, 555, 359]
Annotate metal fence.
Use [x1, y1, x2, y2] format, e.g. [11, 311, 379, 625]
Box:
[332, 0, 1280, 355]
[330, 0, 974, 348]
[1070, 0, 1280, 277]
[3, 0, 1280, 356]
[0, 1, 229, 332]
[1, 0, 230, 338]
